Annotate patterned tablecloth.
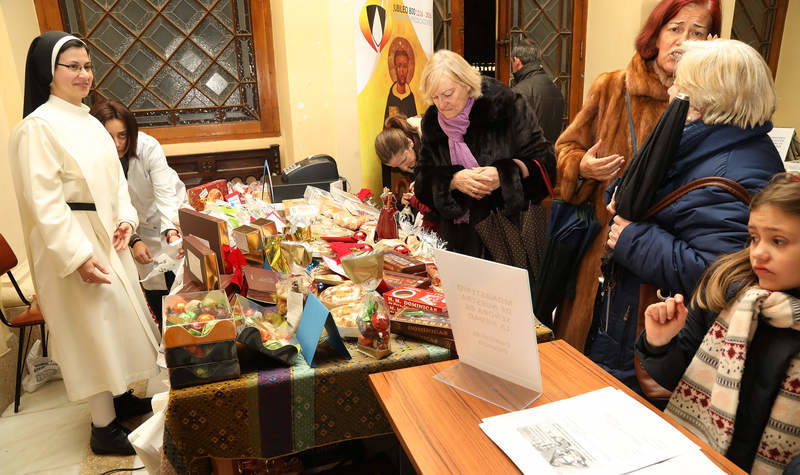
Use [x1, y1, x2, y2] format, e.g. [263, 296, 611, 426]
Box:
[161, 335, 452, 474]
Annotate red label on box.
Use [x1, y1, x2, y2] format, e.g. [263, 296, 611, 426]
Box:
[384, 287, 447, 315]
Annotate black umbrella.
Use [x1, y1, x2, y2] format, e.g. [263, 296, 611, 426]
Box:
[532, 199, 601, 327]
[614, 94, 690, 220]
[599, 94, 690, 288]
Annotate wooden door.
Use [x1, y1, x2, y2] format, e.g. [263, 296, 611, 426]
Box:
[433, 0, 464, 54]
[496, 0, 587, 124]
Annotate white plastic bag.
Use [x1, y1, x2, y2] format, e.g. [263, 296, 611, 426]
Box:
[21, 339, 62, 393]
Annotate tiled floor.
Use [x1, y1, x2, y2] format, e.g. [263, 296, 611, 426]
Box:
[0, 372, 167, 475]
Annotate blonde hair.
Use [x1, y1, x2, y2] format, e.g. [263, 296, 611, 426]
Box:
[692, 172, 800, 312]
[674, 39, 776, 129]
[419, 49, 482, 105]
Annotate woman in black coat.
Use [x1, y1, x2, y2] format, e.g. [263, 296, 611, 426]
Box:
[414, 49, 556, 257]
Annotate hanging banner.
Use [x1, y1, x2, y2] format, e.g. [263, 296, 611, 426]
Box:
[355, 0, 433, 197]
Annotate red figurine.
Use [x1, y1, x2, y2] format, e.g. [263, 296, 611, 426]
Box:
[376, 187, 399, 240]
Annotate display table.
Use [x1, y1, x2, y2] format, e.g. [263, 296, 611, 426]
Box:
[369, 340, 745, 474]
[159, 335, 451, 473]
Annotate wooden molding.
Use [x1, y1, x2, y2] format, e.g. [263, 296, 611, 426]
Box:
[166, 145, 281, 187]
[34, 0, 64, 32]
[568, 0, 588, 123]
[451, 0, 464, 55]
[767, 0, 788, 78]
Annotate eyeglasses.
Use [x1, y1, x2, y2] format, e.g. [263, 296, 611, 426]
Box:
[56, 63, 93, 74]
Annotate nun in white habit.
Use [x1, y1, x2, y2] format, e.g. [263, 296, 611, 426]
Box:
[8, 31, 159, 456]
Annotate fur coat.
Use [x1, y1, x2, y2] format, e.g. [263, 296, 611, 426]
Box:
[553, 53, 669, 350]
[415, 76, 556, 257]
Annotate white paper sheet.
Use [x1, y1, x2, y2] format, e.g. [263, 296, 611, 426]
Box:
[434, 249, 542, 392]
[768, 127, 795, 161]
[480, 388, 701, 475]
[633, 449, 725, 474]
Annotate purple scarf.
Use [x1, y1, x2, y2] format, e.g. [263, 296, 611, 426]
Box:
[438, 97, 478, 223]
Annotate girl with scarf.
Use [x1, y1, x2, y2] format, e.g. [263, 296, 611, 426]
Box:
[414, 49, 555, 257]
[8, 32, 159, 456]
[636, 173, 800, 473]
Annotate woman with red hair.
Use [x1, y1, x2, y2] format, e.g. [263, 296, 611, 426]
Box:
[552, 0, 721, 351]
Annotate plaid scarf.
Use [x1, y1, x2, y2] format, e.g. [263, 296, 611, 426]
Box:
[664, 287, 800, 474]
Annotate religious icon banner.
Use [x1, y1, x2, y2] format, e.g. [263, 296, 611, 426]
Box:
[355, 0, 433, 197]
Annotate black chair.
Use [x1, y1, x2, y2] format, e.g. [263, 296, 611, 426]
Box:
[0, 233, 47, 413]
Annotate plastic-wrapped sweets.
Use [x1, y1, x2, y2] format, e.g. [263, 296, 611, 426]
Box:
[341, 250, 391, 358]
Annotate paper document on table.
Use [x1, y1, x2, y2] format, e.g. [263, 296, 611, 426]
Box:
[632, 449, 725, 474]
[479, 387, 700, 474]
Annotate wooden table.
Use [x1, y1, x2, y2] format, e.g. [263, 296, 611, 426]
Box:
[369, 340, 744, 474]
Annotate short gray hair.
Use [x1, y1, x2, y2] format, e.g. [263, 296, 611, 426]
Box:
[511, 39, 541, 66]
[675, 39, 776, 129]
[420, 49, 482, 105]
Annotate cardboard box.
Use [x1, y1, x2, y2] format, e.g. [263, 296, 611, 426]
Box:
[251, 217, 279, 238]
[242, 266, 282, 304]
[183, 235, 220, 290]
[187, 179, 228, 211]
[384, 286, 447, 315]
[383, 251, 426, 275]
[179, 207, 229, 273]
[232, 224, 261, 254]
[382, 270, 431, 290]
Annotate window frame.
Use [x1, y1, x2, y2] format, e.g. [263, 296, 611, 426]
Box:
[33, 0, 280, 144]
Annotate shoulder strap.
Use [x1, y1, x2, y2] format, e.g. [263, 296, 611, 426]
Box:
[626, 89, 637, 154]
[531, 160, 555, 198]
[643, 177, 751, 220]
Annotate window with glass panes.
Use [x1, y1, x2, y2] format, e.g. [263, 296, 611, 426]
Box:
[57, 0, 276, 136]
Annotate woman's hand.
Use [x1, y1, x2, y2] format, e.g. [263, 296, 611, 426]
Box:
[450, 169, 495, 199]
[473, 167, 500, 191]
[77, 256, 112, 285]
[132, 240, 153, 264]
[644, 294, 688, 347]
[607, 189, 617, 215]
[113, 222, 133, 251]
[166, 230, 185, 258]
[579, 140, 624, 181]
[606, 214, 631, 249]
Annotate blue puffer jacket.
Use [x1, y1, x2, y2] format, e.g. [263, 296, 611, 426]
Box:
[585, 120, 785, 390]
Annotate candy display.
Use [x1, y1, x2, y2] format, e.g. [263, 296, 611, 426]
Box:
[163, 291, 235, 344]
[241, 266, 282, 303]
[382, 271, 431, 290]
[162, 291, 240, 388]
[319, 281, 364, 308]
[230, 295, 296, 350]
[187, 179, 228, 211]
[384, 286, 448, 316]
[383, 251, 427, 275]
[319, 282, 365, 338]
[390, 307, 455, 351]
[341, 251, 391, 358]
[330, 303, 360, 337]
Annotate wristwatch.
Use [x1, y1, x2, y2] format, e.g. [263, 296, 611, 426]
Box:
[128, 233, 142, 248]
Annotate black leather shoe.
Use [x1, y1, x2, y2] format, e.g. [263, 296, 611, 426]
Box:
[90, 420, 136, 456]
[113, 389, 152, 422]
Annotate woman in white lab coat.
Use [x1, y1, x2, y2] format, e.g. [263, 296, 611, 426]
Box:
[90, 100, 187, 324]
[9, 31, 159, 456]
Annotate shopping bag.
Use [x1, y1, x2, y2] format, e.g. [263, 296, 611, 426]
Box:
[22, 339, 61, 393]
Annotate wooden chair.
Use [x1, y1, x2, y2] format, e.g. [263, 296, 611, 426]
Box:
[0, 233, 47, 413]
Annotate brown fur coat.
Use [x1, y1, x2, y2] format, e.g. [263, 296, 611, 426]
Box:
[553, 53, 669, 350]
